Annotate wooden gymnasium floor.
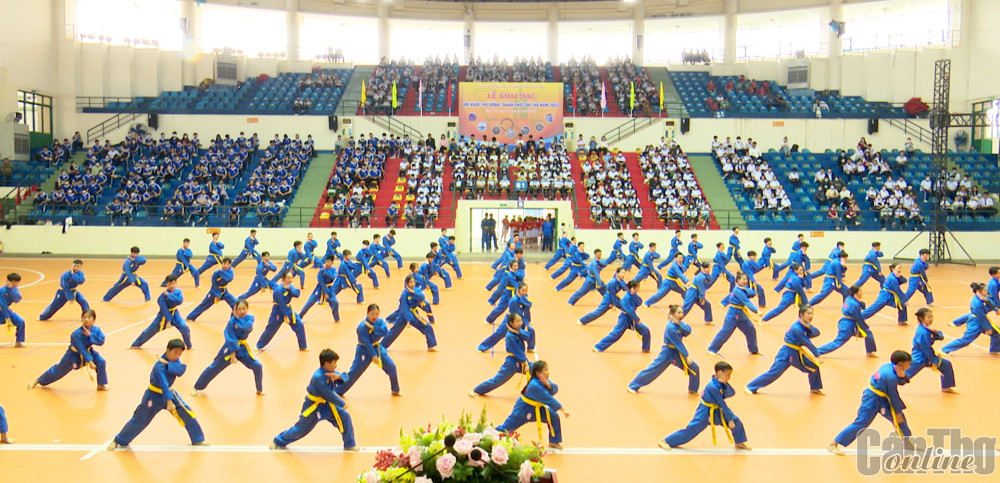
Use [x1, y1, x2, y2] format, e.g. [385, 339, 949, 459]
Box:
[0, 256, 997, 481]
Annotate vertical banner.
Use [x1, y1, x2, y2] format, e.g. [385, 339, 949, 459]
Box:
[458, 82, 564, 144]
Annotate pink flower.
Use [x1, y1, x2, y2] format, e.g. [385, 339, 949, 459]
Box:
[491, 444, 510, 466]
[483, 427, 501, 441]
[453, 438, 473, 456]
[364, 469, 380, 483]
[518, 460, 534, 483]
[463, 432, 483, 445]
[437, 453, 457, 479]
[467, 451, 486, 468]
[415, 477, 432, 483]
[407, 446, 423, 471]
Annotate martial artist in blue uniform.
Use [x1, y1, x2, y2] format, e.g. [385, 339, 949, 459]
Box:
[632, 243, 663, 284]
[131, 275, 191, 349]
[658, 230, 684, 269]
[728, 227, 744, 265]
[301, 232, 322, 269]
[237, 252, 276, 300]
[193, 299, 264, 395]
[486, 260, 525, 324]
[336, 304, 401, 396]
[759, 237, 777, 277]
[818, 285, 877, 357]
[104, 246, 151, 302]
[324, 231, 342, 261]
[382, 275, 437, 350]
[272, 241, 308, 290]
[480, 282, 535, 352]
[579, 267, 627, 325]
[299, 256, 340, 322]
[270, 349, 356, 450]
[710, 243, 735, 287]
[595, 280, 651, 352]
[551, 242, 588, 283]
[762, 264, 807, 322]
[853, 242, 886, 288]
[256, 270, 307, 351]
[628, 304, 700, 394]
[682, 263, 718, 324]
[808, 251, 849, 307]
[38, 260, 90, 320]
[860, 264, 909, 324]
[621, 233, 644, 271]
[904, 249, 934, 305]
[544, 232, 572, 270]
[382, 229, 403, 269]
[772, 233, 805, 279]
[231, 229, 261, 268]
[0, 273, 25, 347]
[746, 304, 824, 394]
[439, 229, 463, 279]
[109, 339, 205, 450]
[682, 234, 704, 271]
[429, 242, 453, 288]
[659, 362, 751, 451]
[608, 232, 627, 264]
[568, 249, 609, 305]
[333, 250, 365, 304]
[186, 258, 237, 322]
[496, 360, 569, 450]
[645, 253, 689, 307]
[941, 282, 1000, 355]
[828, 351, 914, 455]
[418, 254, 443, 305]
[906, 308, 957, 393]
[707, 272, 761, 356]
[810, 242, 845, 285]
[778, 241, 813, 290]
[737, 250, 767, 307]
[195, 232, 225, 275]
[488, 242, 517, 285]
[164, 238, 199, 287]
[368, 234, 393, 278]
[30, 309, 108, 390]
[470, 313, 531, 396]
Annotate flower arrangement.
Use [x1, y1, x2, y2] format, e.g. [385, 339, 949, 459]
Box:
[359, 408, 550, 483]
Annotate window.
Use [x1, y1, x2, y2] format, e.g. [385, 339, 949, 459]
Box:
[644, 16, 723, 64]
[475, 22, 548, 62]
[842, 0, 950, 52]
[75, 0, 183, 50]
[737, 9, 822, 59]
[201, 4, 286, 56]
[391, 19, 463, 62]
[17, 91, 53, 134]
[558, 21, 632, 64]
[300, 13, 379, 63]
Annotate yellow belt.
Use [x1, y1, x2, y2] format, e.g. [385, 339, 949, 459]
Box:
[784, 342, 820, 371]
[157, 307, 178, 331]
[665, 275, 687, 289]
[212, 254, 223, 265]
[175, 261, 189, 272]
[224, 340, 255, 361]
[273, 304, 299, 325]
[700, 400, 734, 445]
[864, 262, 879, 271]
[148, 384, 196, 426]
[868, 385, 904, 436]
[520, 395, 555, 443]
[507, 353, 529, 388]
[853, 318, 868, 339]
[667, 344, 695, 376]
[361, 342, 383, 368]
[303, 393, 344, 432]
[410, 307, 429, 325]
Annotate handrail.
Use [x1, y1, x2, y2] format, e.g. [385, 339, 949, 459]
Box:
[601, 117, 657, 145]
[86, 113, 143, 143]
[77, 96, 138, 111]
[368, 115, 424, 139]
[885, 117, 933, 146]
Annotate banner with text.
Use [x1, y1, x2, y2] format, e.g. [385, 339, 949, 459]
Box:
[458, 82, 564, 145]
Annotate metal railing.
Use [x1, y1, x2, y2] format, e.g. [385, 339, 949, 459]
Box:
[86, 112, 144, 143]
[76, 96, 138, 111]
[884, 117, 934, 147]
[601, 117, 657, 145]
[368, 115, 424, 140]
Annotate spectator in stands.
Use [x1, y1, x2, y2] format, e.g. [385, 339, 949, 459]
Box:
[562, 56, 602, 116]
[0, 158, 11, 185]
[787, 167, 801, 186]
[904, 138, 915, 160]
[608, 58, 658, 116]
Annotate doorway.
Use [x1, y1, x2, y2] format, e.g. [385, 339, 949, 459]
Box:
[470, 207, 559, 253]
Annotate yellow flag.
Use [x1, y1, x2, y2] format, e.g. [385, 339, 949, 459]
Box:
[361, 80, 367, 104]
[392, 81, 398, 109]
[659, 81, 664, 111]
[630, 82, 635, 110]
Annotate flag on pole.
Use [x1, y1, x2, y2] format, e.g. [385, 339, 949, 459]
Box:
[659, 81, 664, 113]
[361, 80, 367, 106]
[391, 80, 398, 110]
[572, 82, 578, 114]
[446, 83, 453, 112]
[418, 79, 423, 114]
[600, 83, 607, 114]
[629, 82, 635, 113]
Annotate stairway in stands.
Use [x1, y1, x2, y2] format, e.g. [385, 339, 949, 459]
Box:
[599, 68, 624, 116]
[621, 153, 657, 227]
[437, 160, 455, 227]
[569, 153, 596, 228]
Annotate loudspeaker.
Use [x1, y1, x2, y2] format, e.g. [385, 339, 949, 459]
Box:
[328, 115, 338, 131]
[867, 118, 879, 135]
[636, 35, 643, 49]
[148, 113, 158, 130]
[680, 118, 690, 134]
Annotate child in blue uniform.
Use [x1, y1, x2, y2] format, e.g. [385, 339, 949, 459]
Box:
[609, 232, 627, 264]
[470, 313, 531, 397]
[480, 282, 535, 353]
[710, 243, 735, 287]
[941, 282, 1000, 355]
[707, 273, 761, 356]
[130, 275, 191, 349]
[568, 249, 608, 305]
[553, 242, 588, 290]
[333, 250, 365, 303]
[621, 233, 643, 271]
[192, 299, 264, 395]
[496, 360, 570, 450]
[594, 280, 651, 353]
[108, 339, 206, 450]
[0, 273, 25, 347]
[270, 348, 357, 450]
[818, 285, 877, 357]
[579, 268, 627, 325]
[439, 229, 463, 279]
[335, 304, 401, 396]
[196, 232, 225, 275]
[357, 240, 384, 289]
[860, 264, 908, 324]
[186, 258, 237, 322]
[256, 270, 307, 351]
[631, 243, 662, 284]
[682, 263, 717, 324]
[272, 241, 308, 290]
[164, 238, 199, 287]
[772, 233, 805, 279]
[906, 308, 957, 393]
[485, 260, 524, 325]
[658, 230, 683, 269]
[763, 264, 807, 322]
[682, 234, 704, 271]
[104, 246, 151, 302]
[324, 231, 342, 261]
[828, 351, 914, 455]
[30, 309, 108, 390]
[238, 252, 276, 300]
[644, 253, 688, 306]
[659, 361, 751, 451]
[382, 274, 437, 351]
[853, 242, 885, 288]
[746, 304, 824, 395]
[299, 256, 340, 322]
[728, 227, 744, 265]
[418, 254, 443, 304]
[39, 260, 89, 320]
[382, 229, 403, 268]
[904, 249, 933, 305]
[807, 251, 849, 307]
[231, 229, 261, 268]
[627, 304, 700, 394]
[544, 232, 571, 270]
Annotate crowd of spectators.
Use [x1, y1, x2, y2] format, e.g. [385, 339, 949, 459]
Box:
[682, 50, 712, 65]
[607, 58, 659, 116]
[712, 135, 792, 216]
[640, 139, 710, 228]
[705, 74, 787, 116]
[363, 57, 414, 114]
[561, 56, 603, 116]
[583, 147, 642, 229]
[451, 134, 572, 201]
